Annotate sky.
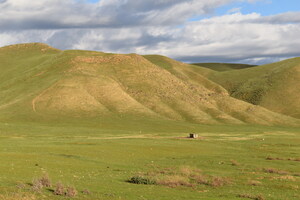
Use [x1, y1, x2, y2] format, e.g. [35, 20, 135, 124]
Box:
[0, 0, 299, 64]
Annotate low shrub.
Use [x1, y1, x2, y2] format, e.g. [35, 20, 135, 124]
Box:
[128, 176, 156, 185]
[39, 173, 51, 187]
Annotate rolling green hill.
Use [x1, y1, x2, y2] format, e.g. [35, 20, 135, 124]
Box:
[0, 43, 299, 127]
[196, 58, 300, 119]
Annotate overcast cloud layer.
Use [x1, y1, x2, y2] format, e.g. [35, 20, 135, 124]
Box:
[0, 0, 300, 64]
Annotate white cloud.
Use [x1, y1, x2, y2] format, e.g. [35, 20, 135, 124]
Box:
[0, 0, 299, 64]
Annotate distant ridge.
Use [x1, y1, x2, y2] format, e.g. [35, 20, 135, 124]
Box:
[199, 57, 300, 119]
[193, 63, 256, 72]
[0, 43, 299, 126]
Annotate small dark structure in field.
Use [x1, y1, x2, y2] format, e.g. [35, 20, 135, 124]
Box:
[189, 133, 198, 139]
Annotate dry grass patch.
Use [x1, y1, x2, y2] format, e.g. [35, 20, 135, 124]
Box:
[290, 158, 300, 161]
[271, 175, 296, 181]
[266, 156, 300, 162]
[230, 160, 240, 166]
[210, 177, 231, 187]
[0, 193, 36, 200]
[238, 194, 265, 200]
[17, 173, 80, 198]
[266, 156, 283, 161]
[31, 179, 43, 193]
[179, 166, 202, 176]
[129, 166, 232, 188]
[248, 180, 262, 186]
[156, 175, 193, 188]
[193, 174, 210, 185]
[263, 168, 289, 175]
[16, 182, 26, 189]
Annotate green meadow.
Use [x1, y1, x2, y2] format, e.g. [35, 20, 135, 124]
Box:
[0, 121, 299, 200]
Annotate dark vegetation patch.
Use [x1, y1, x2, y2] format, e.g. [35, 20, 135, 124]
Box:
[237, 194, 265, 200]
[128, 176, 156, 185]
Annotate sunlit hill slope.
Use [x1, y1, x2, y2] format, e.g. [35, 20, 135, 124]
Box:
[196, 58, 300, 119]
[0, 43, 299, 126]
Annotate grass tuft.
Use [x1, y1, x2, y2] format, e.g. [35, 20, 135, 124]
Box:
[38, 173, 51, 187]
[54, 182, 65, 196]
[31, 179, 43, 193]
[66, 186, 78, 197]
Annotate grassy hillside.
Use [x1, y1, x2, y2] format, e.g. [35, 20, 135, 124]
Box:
[0, 43, 298, 127]
[197, 58, 300, 119]
[193, 63, 256, 72]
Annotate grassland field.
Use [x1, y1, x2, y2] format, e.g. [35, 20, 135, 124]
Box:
[0, 120, 299, 200]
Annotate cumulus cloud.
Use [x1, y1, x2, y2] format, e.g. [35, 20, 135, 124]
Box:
[0, 0, 236, 29]
[0, 0, 299, 64]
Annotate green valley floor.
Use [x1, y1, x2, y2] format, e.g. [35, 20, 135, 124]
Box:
[0, 122, 299, 200]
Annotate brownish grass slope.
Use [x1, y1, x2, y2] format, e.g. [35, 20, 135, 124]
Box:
[0, 43, 299, 126]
